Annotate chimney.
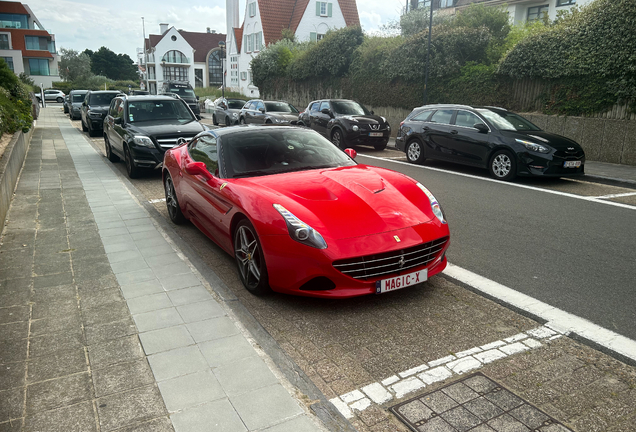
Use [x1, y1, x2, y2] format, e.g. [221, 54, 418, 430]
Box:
[226, 0, 239, 32]
[207, 27, 211, 33]
[160, 23, 169, 34]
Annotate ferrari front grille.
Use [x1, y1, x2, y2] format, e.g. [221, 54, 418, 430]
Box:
[332, 236, 449, 280]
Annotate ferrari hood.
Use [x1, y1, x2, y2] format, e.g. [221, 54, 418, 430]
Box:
[242, 166, 433, 240]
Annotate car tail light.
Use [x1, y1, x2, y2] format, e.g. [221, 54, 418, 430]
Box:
[400, 121, 404, 127]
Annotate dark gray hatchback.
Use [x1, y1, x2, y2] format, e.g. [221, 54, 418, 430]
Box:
[396, 104, 585, 181]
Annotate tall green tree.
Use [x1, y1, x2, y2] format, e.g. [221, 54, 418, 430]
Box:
[58, 48, 92, 82]
[90, 47, 138, 81]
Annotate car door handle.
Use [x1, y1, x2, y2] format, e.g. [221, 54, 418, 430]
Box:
[423, 126, 430, 131]
[450, 130, 458, 134]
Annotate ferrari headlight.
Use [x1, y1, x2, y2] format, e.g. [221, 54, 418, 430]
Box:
[516, 139, 550, 154]
[133, 136, 155, 148]
[416, 183, 446, 224]
[273, 204, 327, 249]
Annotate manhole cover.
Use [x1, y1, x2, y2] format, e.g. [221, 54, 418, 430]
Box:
[389, 372, 572, 431]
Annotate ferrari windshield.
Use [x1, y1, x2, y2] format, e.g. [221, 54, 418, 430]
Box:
[222, 128, 356, 178]
[127, 100, 195, 123]
[476, 109, 541, 131]
[331, 100, 370, 116]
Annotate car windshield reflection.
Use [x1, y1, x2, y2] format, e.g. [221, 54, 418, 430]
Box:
[128, 101, 195, 123]
[264, 102, 298, 113]
[476, 109, 541, 131]
[331, 101, 371, 116]
[223, 129, 356, 178]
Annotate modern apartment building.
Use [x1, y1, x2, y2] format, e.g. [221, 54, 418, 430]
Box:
[0, 1, 60, 87]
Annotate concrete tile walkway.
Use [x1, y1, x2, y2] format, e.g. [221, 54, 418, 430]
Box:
[0, 108, 326, 431]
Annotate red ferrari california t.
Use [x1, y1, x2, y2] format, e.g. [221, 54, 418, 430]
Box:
[162, 126, 450, 298]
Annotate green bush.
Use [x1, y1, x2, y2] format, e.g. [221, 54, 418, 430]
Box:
[0, 58, 33, 137]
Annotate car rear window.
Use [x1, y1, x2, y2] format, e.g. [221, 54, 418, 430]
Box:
[72, 94, 85, 103]
[89, 93, 118, 106]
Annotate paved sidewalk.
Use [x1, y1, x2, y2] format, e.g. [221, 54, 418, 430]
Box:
[0, 108, 326, 431]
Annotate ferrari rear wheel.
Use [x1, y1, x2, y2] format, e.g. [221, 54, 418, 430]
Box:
[234, 219, 270, 295]
[164, 173, 186, 224]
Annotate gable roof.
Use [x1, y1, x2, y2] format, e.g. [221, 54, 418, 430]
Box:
[256, 0, 360, 46]
[145, 28, 226, 62]
[234, 26, 244, 53]
[337, 0, 360, 27]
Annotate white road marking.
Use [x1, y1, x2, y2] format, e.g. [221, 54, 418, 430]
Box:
[358, 154, 636, 211]
[595, 192, 636, 199]
[148, 198, 166, 204]
[444, 263, 636, 362]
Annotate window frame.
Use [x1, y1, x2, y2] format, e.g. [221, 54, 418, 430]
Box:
[452, 109, 488, 130]
[188, 134, 220, 176]
[527, 4, 549, 21]
[429, 109, 455, 125]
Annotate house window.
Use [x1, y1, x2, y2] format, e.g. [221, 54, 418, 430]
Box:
[439, 0, 454, 7]
[0, 13, 28, 29]
[253, 32, 262, 52]
[248, 2, 256, 17]
[208, 49, 223, 86]
[315, 1, 332, 17]
[148, 66, 156, 80]
[316, 34, 325, 41]
[240, 71, 247, 80]
[527, 5, 549, 22]
[2, 57, 13, 71]
[556, 0, 575, 5]
[163, 66, 188, 81]
[162, 50, 188, 63]
[28, 58, 50, 76]
[194, 69, 203, 88]
[25, 35, 49, 50]
[0, 34, 9, 50]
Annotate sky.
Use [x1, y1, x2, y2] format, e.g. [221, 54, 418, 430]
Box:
[28, 0, 407, 59]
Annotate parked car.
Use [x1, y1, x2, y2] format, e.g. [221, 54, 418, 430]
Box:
[63, 95, 70, 113]
[36, 89, 65, 103]
[238, 100, 299, 125]
[131, 90, 149, 95]
[163, 126, 449, 297]
[396, 104, 586, 181]
[211, 97, 246, 126]
[160, 81, 200, 116]
[80, 91, 122, 137]
[103, 94, 207, 179]
[68, 90, 88, 120]
[299, 99, 390, 150]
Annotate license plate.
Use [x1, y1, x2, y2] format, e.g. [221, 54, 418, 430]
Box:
[369, 132, 383, 137]
[376, 269, 428, 294]
[563, 161, 581, 168]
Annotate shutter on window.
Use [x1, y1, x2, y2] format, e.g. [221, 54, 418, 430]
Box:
[244, 35, 248, 52]
[328, 3, 332, 17]
[316, 1, 321, 15]
[310, 32, 317, 42]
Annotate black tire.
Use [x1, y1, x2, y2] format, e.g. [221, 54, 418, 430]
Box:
[164, 173, 186, 224]
[56, 97, 63, 103]
[240, 117, 246, 124]
[81, 118, 87, 132]
[331, 129, 346, 149]
[406, 139, 426, 164]
[374, 141, 388, 151]
[265, 119, 272, 124]
[489, 149, 517, 181]
[225, 116, 231, 126]
[212, 114, 218, 126]
[234, 219, 270, 295]
[104, 136, 119, 163]
[87, 122, 95, 137]
[124, 145, 140, 179]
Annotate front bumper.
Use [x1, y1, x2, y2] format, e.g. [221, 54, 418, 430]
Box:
[260, 221, 450, 298]
[89, 115, 106, 129]
[128, 143, 165, 169]
[516, 150, 585, 177]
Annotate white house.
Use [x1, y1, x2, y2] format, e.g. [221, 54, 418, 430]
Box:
[452, 0, 594, 24]
[225, 0, 360, 97]
[141, 24, 226, 94]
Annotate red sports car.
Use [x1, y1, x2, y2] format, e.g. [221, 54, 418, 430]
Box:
[162, 126, 450, 298]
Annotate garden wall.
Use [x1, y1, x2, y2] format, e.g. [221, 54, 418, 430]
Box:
[0, 128, 33, 228]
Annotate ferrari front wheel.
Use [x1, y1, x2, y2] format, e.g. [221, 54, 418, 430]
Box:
[164, 173, 186, 224]
[234, 219, 270, 295]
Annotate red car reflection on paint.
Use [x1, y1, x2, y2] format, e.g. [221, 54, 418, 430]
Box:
[162, 126, 450, 298]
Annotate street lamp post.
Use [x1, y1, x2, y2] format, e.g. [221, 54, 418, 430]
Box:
[142, 17, 149, 93]
[423, 0, 434, 105]
[218, 41, 226, 99]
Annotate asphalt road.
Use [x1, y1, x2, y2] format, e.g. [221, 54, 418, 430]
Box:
[74, 118, 636, 342]
[357, 153, 636, 341]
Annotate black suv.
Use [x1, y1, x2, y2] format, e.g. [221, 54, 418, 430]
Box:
[299, 99, 390, 150]
[396, 104, 585, 181]
[160, 81, 200, 116]
[103, 94, 207, 178]
[81, 91, 122, 136]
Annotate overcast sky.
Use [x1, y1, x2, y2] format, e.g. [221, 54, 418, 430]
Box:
[28, 0, 406, 59]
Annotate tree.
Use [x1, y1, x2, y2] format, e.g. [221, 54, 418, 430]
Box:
[90, 47, 138, 81]
[58, 48, 92, 82]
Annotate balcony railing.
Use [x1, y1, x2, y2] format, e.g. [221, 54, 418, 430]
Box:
[29, 68, 59, 76]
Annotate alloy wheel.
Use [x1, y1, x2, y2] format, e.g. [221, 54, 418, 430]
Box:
[492, 153, 512, 178]
[407, 142, 421, 161]
[235, 225, 262, 289]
